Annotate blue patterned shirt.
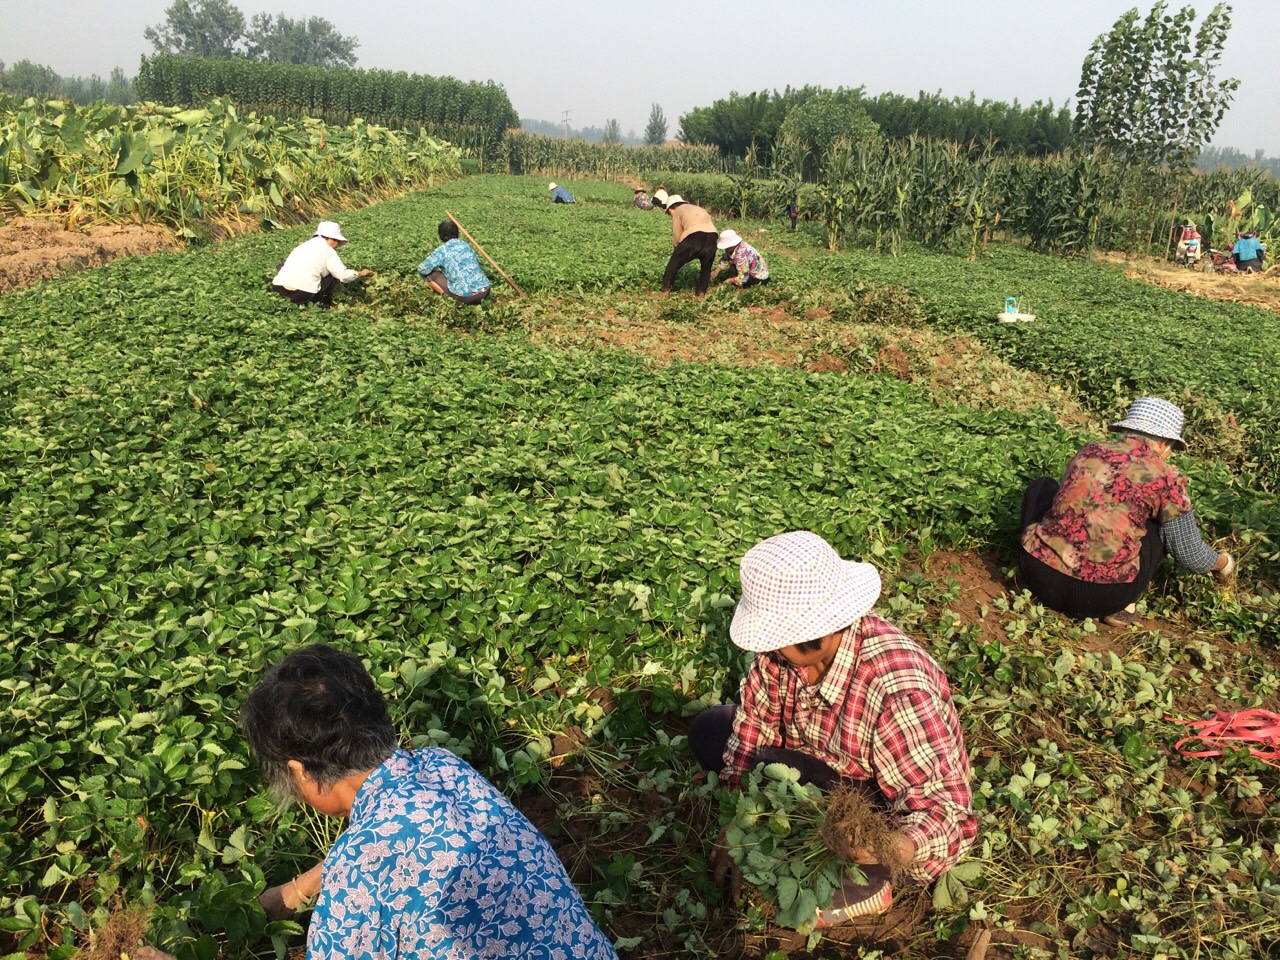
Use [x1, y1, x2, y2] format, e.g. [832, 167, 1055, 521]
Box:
[417, 239, 491, 297]
[307, 748, 618, 960]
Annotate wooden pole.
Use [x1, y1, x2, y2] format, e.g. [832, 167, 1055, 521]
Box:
[444, 209, 525, 298]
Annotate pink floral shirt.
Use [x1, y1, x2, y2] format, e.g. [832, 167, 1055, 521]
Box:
[1022, 435, 1192, 584]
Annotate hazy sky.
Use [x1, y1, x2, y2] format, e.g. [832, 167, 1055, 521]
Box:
[3, 0, 1276, 155]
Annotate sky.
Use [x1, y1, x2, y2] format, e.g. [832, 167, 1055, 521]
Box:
[2, 0, 1276, 156]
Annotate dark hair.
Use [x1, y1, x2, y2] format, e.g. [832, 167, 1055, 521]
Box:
[438, 220, 459, 242]
[241, 644, 397, 799]
[792, 636, 826, 654]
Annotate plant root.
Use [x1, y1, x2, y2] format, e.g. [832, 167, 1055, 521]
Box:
[820, 783, 912, 879]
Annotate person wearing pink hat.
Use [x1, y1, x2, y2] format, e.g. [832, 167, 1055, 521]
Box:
[692, 531, 976, 926]
[271, 220, 372, 306]
[712, 229, 770, 288]
[1019, 396, 1235, 627]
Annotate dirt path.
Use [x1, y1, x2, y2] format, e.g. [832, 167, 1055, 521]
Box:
[1101, 251, 1280, 314]
[0, 216, 181, 295]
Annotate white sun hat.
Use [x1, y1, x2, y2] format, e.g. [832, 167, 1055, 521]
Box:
[1109, 397, 1187, 450]
[664, 194, 685, 205]
[315, 221, 348, 244]
[652, 188, 669, 205]
[729, 532, 882, 653]
[717, 229, 743, 249]
[548, 182, 558, 190]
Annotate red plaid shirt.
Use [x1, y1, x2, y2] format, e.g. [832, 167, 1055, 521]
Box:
[723, 613, 977, 882]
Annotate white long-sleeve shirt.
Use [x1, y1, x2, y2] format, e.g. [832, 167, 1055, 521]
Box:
[272, 236, 359, 293]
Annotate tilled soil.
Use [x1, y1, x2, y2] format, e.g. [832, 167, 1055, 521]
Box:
[0, 215, 180, 294]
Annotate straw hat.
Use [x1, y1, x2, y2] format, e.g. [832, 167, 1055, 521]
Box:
[1109, 397, 1187, 450]
[664, 195, 685, 206]
[717, 229, 743, 250]
[729, 532, 881, 653]
[548, 182, 558, 190]
[315, 221, 348, 244]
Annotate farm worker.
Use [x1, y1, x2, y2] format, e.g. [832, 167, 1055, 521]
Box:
[660, 195, 719, 296]
[692, 531, 977, 926]
[632, 187, 653, 210]
[1019, 397, 1235, 628]
[786, 200, 799, 231]
[548, 182, 576, 203]
[1176, 222, 1201, 263]
[270, 221, 371, 306]
[651, 187, 669, 210]
[417, 219, 492, 306]
[1231, 231, 1266, 272]
[243, 644, 619, 959]
[712, 229, 770, 288]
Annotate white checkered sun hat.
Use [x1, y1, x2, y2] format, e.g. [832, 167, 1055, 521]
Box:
[730, 532, 882, 653]
[1109, 397, 1187, 450]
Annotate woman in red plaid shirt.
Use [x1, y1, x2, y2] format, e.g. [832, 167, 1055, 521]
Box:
[691, 531, 977, 925]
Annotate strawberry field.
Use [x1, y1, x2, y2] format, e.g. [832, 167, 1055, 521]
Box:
[2, 175, 1279, 959]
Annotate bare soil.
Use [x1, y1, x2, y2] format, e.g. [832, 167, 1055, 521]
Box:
[0, 216, 180, 294]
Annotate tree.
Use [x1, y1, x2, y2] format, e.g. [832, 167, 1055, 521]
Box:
[644, 103, 667, 145]
[1074, 2, 1239, 170]
[777, 92, 879, 178]
[245, 13, 359, 67]
[602, 118, 622, 145]
[145, 0, 247, 58]
[0, 59, 62, 98]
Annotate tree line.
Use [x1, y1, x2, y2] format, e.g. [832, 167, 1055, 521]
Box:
[677, 85, 1074, 162]
[0, 61, 134, 105]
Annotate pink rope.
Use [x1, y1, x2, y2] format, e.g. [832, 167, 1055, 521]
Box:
[1169, 710, 1280, 769]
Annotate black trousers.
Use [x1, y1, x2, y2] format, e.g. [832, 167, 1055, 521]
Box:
[422, 269, 490, 306]
[663, 231, 718, 294]
[1017, 476, 1165, 619]
[271, 272, 338, 305]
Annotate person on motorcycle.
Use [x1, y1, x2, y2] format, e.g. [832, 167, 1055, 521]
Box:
[1232, 231, 1266, 272]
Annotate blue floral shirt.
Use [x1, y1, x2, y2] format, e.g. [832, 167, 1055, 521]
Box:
[417, 239, 491, 297]
[307, 748, 618, 960]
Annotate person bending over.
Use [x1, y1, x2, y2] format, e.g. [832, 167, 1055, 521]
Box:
[660, 195, 718, 295]
[549, 182, 576, 203]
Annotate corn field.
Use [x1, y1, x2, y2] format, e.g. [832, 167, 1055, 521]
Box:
[657, 136, 1278, 259]
[501, 131, 723, 179]
[135, 55, 517, 162]
[0, 95, 461, 235]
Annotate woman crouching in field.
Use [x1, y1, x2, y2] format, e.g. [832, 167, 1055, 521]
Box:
[417, 220, 492, 306]
[1018, 397, 1235, 627]
[242, 644, 617, 960]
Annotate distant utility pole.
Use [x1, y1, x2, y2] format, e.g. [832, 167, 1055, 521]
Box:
[561, 110, 572, 138]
